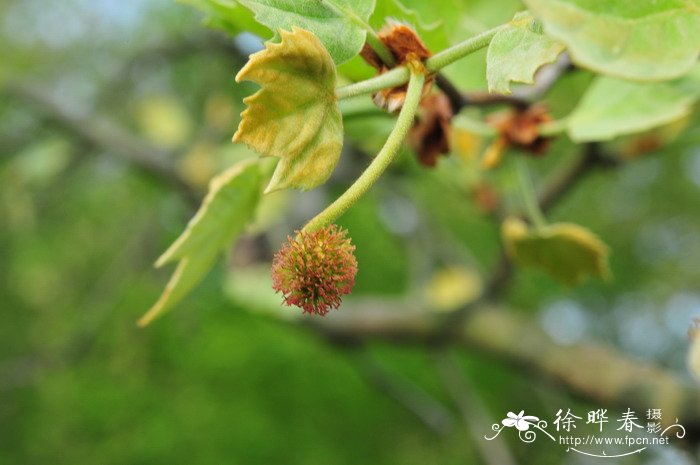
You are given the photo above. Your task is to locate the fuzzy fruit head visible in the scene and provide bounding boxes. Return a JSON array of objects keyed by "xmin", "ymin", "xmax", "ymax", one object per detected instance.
[{"xmin": 271, "ymin": 224, "xmax": 358, "ymax": 316}]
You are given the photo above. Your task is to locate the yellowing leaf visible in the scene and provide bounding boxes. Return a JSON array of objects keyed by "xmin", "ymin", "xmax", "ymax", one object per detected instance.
[
  {"xmin": 450, "ymin": 126, "xmax": 482, "ymax": 163},
  {"xmin": 139, "ymin": 159, "xmax": 262, "ymax": 326},
  {"xmin": 135, "ymin": 96, "xmax": 192, "ymax": 149},
  {"xmin": 179, "ymin": 142, "xmax": 219, "ymax": 188},
  {"xmin": 204, "ymin": 92, "xmax": 235, "ymax": 132},
  {"xmin": 486, "ymin": 12, "xmax": 565, "ymax": 94},
  {"xmin": 233, "ymin": 28, "xmax": 343, "ymax": 193},
  {"xmin": 502, "ymin": 217, "xmax": 610, "ymax": 286},
  {"xmin": 424, "ymin": 266, "xmax": 483, "ymax": 312}
]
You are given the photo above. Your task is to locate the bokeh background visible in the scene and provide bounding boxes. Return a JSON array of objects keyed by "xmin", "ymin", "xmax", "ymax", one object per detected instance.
[{"xmin": 2, "ymin": 0, "xmax": 700, "ymax": 464}]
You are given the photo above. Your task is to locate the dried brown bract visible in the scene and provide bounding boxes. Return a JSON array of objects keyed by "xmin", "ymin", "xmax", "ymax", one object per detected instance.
[
  {"xmin": 407, "ymin": 92, "xmax": 453, "ymax": 166},
  {"xmin": 488, "ymin": 104, "xmax": 553, "ymax": 154},
  {"xmin": 360, "ymin": 22, "xmax": 434, "ymax": 112},
  {"xmin": 482, "ymin": 104, "xmax": 554, "ymax": 169}
]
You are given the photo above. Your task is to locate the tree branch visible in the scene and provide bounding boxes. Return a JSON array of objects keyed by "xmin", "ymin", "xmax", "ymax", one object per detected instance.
[
  {"xmin": 539, "ymin": 142, "xmax": 618, "ymax": 214},
  {"xmin": 95, "ymin": 33, "xmax": 245, "ymax": 110},
  {"xmin": 513, "ymin": 52, "xmax": 572, "ymax": 102},
  {"xmin": 435, "ymin": 52, "xmax": 572, "ymax": 113},
  {"xmin": 351, "ymin": 349, "xmax": 455, "ymax": 434},
  {"xmin": 435, "ymin": 73, "xmax": 528, "ymax": 112},
  {"xmin": 4, "ymin": 82, "xmax": 200, "ymax": 206},
  {"xmin": 433, "ymin": 351, "xmax": 519, "ymax": 465},
  {"xmin": 305, "ymin": 302, "xmax": 700, "ymax": 443}
]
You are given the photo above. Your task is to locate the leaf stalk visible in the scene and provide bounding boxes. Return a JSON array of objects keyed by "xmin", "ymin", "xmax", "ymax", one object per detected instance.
[
  {"xmin": 303, "ymin": 70, "xmax": 426, "ymax": 232},
  {"xmin": 335, "ymin": 25, "xmax": 504, "ymax": 100},
  {"xmin": 516, "ymin": 158, "xmax": 548, "ymax": 230}
]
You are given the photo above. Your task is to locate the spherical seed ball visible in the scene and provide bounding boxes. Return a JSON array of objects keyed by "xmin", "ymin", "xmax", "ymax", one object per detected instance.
[{"xmin": 271, "ymin": 224, "xmax": 358, "ymax": 316}]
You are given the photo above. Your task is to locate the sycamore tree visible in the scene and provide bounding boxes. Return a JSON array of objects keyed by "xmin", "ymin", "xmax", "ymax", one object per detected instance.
[
  {"xmin": 140, "ymin": 0, "xmax": 700, "ymax": 404},
  {"xmin": 131, "ymin": 0, "xmax": 700, "ymax": 448},
  {"xmin": 143, "ymin": 2, "xmax": 696, "ymax": 349},
  {"xmin": 142, "ymin": 0, "xmax": 699, "ymax": 317}
]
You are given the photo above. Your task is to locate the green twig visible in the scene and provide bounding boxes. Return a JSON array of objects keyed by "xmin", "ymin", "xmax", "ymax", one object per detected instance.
[
  {"xmin": 424, "ymin": 25, "xmax": 504, "ymax": 71},
  {"xmin": 304, "ymin": 70, "xmax": 426, "ymax": 232},
  {"xmin": 516, "ymin": 158, "xmax": 547, "ymax": 230},
  {"xmin": 335, "ymin": 25, "xmax": 504, "ymax": 100},
  {"xmin": 336, "ymin": 67, "xmax": 410, "ymax": 100}
]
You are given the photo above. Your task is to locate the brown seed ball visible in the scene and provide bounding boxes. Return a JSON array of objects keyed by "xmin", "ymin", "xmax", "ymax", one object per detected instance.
[{"xmin": 271, "ymin": 225, "xmax": 358, "ymax": 316}]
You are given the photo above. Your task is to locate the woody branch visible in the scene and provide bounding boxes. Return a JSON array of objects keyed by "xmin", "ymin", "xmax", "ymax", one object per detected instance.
[{"xmin": 304, "ymin": 302, "xmax": 700, "ymax": 443}]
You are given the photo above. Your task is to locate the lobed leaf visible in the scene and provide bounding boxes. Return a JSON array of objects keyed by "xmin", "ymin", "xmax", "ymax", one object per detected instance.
[
  {"xmin": 502, "ymin": 217, "xmax": 610, "ymax": 286},
  {"xmin": 522, "ymin": 0, "xmax": 700, "ymax": 81},
  {"xmin": 237, "ymin": 0, "xmax": 376, "ymax": 65},
  {"xmin": 567, "ymin": 65, "xmax": 700, "ymax": 142},
  {"xmin": 139, "ymin": 159, "xmax": 262, "ymax": 326},
  {"xmin": 234, "ymin": 27, "xmax": 343, "ymax": 193},
  {"xmin": 486, "ymin": 12, "xmax": 565, "ymax": 94}
]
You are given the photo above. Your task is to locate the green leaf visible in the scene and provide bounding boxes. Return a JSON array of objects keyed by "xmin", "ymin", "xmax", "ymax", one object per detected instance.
[
  {"xmin": 371, "ymin": 0, "xmax": 450, "ymax": 50},
  {"xmin": 522, "ymin": 0, "xmax": 700, "ymax": 81},
  {"xmin": 180, "ymin": 0, "xmax": 271, "ymax": 38},
  {"xmin": 567, "ymin": 65, "xmax": 700, "ymax": 142},
  {"xmin": 486, "ymin": 12, "xmax": 565, "ymax": 94},
  {"xmin": 338, "ymin": 0, "xmax": 453, "ymax": 83},
  {"xmin": 234, "ymin": 27, "xmax": 343, "ymax": 193},
  {"xmin": 502, "ymin": 217, "xmax": 610, "ymax": 286},
  {"xmin": 139, "ymin": 159, "xmax": 262, "ymax": 326},
  {"xmin": 237, "ymin": 0, "xmax": 375, "ymax": 64}
]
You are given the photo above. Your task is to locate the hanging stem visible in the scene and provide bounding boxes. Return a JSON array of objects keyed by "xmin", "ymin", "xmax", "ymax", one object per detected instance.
[
  {"xmin": 516, "ymin": 158, "xmax": 547, "ymax": 230},
  {"xmin": 335, "ymin": 24, "xmax": 504, "ymax": 100},
  {"xmin": 303, "ymin": 70, "xmax": 426, "ymax": 233}
]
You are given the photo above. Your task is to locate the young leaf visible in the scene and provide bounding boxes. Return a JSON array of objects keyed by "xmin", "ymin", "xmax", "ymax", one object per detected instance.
[
  {"xmin": 502, "ymin": 217, "xmax": 610, "ymax": 286},
  {"xmin": 139, "ymin": 159, "xmax": 262, "ymax": 326},
  {"xmin": 486, "ymin": 12, "xmax": 565, "ymax": 94},
  {"xmin": 522, "ymin": 0, "xmax": 700, "ymax": 81},
  {"xmin": 237, "ymin": 0, "xmax": 375, "ymax": 64},
  {"xmin": 234, "ymin": 28, "xmax": 343, "ymax": 193},
  {"xmin": 567, "ymin": 65, "xmax": 700, "ymax": 142}
]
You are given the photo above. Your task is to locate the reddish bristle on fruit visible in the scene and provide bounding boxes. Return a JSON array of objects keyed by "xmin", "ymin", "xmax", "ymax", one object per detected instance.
[{"xmin": 271, "ymin": 224, "xmax": 358, "ymax": 316}]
